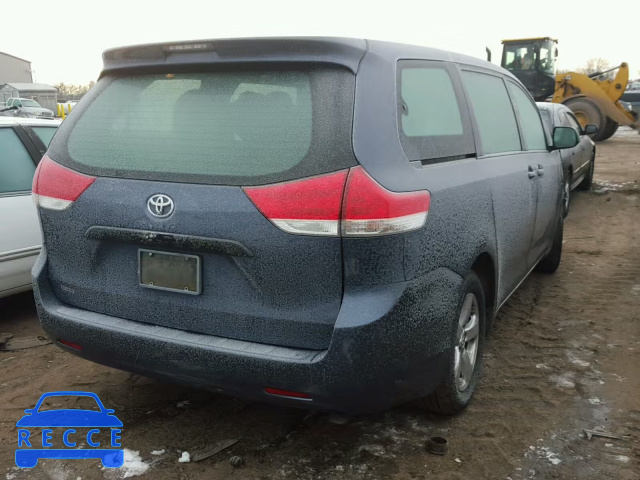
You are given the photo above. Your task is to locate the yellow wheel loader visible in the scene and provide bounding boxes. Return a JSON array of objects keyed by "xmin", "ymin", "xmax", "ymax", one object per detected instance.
[{"xmin": 495, "ymin": 37, "xmax": 637, "ymax": 141}]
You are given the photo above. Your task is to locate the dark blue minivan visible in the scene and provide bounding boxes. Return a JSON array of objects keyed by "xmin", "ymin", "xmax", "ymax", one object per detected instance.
[{"xmin": 32, "ymin": 38, "xmax": 579, "ymax": 414}]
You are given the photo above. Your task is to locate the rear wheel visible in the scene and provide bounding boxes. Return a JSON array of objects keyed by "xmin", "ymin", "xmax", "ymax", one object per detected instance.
[
  {"xmin": 564, "ymin": 98, "xmax": 605, "ymax": 140},
  {"xmin": 423, "ymin": 272, "xmax": 485, "ymax": 415},
  {"xmin": 577, "ymin": 155, "xmax": 595, "ymax": 190},
  {"xmin": 562, "ymin": 171, "xmax": 571, "ymax": 217},
  {"xmin": 536, "ymin": 216, "xmax": 563, "ymax": 274},
  {"xmin": 598, "ymin": 118, "xmax": 619, "ymax": 141}
]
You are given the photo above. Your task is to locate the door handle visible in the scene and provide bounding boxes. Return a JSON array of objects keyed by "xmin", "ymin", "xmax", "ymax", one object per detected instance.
[
  {"xmin": 537, "ymin": 164, "xmax": 544, "ymax": 176},
  {"xmin": 528, "ymin": 165, "xmax": 537, "ymax": 179}
]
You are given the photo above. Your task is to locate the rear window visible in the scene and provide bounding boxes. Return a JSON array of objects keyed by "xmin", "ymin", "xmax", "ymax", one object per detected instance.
[
  {"xmin": 397, "ymin": 61, "xmax": 475, "ymax": 162},
  {"xmin": 32, "ymin": 126, "xmax": 58, "ymax": 147},
  {"xmin": 53, "ymin": 66, "xmax": 356, "ymax": 185}
]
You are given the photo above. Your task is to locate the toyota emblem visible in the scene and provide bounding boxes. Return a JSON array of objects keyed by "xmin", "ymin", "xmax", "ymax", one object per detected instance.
[{"xmin": 147, "ymin": 194, "xmax": 174, "ymax": 218}]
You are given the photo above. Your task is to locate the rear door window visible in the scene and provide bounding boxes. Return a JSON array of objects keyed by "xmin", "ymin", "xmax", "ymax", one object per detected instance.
[
  {"xmin": 0, "ymin": 128, "xmax": 36, "ymax": 194},
  {"xmin": 539, "ymin": 109, "xmax": 553, "ymax": 133},
  {"xmin": 397, "ymin": 61, "xmax": 475, "ymax": 162},
  {"xmin": 31, "ymin": 126, "xmax": 58, "ymax": 147},
  {"xmin": 564, "ymin": 112, "xmax": 582, "ymax": 132},
  {"xmin": 56, "ymin": 67, "xmax": 356, "ymax": 186},
  {"xmin": 461, "ymin": 71, "xmax": 521, "ymax": 155},
  {"xmin": 507, "ymin": 82, "xmax": 547, "ymax": 150}
]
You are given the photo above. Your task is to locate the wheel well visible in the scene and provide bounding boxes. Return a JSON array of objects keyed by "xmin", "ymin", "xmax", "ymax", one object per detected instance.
[{"xmin": 471, "ymin": 253, "xmax": 496, "ymax": 320}]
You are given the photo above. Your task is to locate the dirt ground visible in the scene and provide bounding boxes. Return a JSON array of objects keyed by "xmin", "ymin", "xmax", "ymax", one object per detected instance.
[{"xmin": 1, "ymin": 129, "xmax": 639, "ymax": 480}]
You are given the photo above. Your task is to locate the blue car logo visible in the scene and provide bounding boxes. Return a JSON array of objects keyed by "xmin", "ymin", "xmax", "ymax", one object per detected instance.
[{"xmin": 15, "ymin": 391, "xmax": 123, "ymax": 468}]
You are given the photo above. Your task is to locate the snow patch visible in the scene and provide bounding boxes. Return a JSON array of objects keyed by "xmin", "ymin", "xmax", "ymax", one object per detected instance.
[
  {"xmin": 178, "ymin": 451, "xmax": 190, "ymax": 463},
  {"xmin": 527, "ymin": 446, "xmax": 562, "ymax": 465},
  {"xmin": 358, "ymin": 444, "xmax": 394, "ymax": 458},
  {"xmin": 566, "ymin": 351, "xmax": 590, "ymax": 367},
  {"xmin": 550, "ymin": 372, "xmax": 575, "ymax": 389},
  {"xmin": 151, "ymin": 449, "xmax": 165, "ymax": 456},
  {"xmin": 615, "ymin": 455, "xmax": 630, "ymax": 463},
  {"xmin": 588, "ymin": 397, "xmax": 604, "ymax": 405},
  {"xmin": 103, "ymin": 449, "xmax": 150, "ymax": 478}
]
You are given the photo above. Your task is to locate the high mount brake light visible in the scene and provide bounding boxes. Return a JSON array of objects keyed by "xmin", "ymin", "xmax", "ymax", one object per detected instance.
[
  {"xmin": 243, "ymin": 166, "xmax": 430, "ymax": 237},
  {"xmin": 32, "ymin": 155, "xmax": 96, "ymax": 211}
]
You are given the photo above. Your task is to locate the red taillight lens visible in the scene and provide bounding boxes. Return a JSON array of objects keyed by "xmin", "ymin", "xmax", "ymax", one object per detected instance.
[
  {"xmin": 264, "ymin": 387, "xmax": 312, "ymax": 400},
  {"xmin": 58, "ymin": 339, "xmax": 82, "ymax": 350},
  {"xmin": 243, "ymin": 170, "xmax": 349, "ymax": 236},
  {"xmin": 341, "ymin": 166, "xmax": 430, "ymax": 236},
  {"xmin": 32, "ymin": 155, "xmax": 96, "ymax": 211},
  {"xmin": 244, "ymin": 166, "xmax": 430, "ymax": 237}
]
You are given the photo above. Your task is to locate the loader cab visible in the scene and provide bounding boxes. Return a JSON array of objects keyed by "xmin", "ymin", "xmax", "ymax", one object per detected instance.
[{"xmin": 501, "ymin": 37, "xmax": 558, "ymax": 101}]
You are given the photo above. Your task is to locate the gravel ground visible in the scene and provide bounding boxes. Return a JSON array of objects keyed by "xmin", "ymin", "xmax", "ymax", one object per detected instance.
[{"xmin": 1, "ymin": 128, "xmax": 639, "ymax": 480}]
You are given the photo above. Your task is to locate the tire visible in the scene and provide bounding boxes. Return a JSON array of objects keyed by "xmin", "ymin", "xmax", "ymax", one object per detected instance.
[
  {"xmin": 562, "ymin": 171, "xmax": 571, "ymax": 217},
  {"xmin": 536, "ymin": 216, "xmax": 563, "ymax": 274},
  {"xmin": 577, "ymin": 154, "xmax": 595, "ymax": 190},
  {"xmin": 423, "ymin": 272, "xmax": 486, "ymax": 415},
  {"xmin": 598, "ymin": 118, "xmax": 619, "ymax": 141},
  {"xmin": 564, "ymin": 98, "xmax": 605, "ymax": 140}
]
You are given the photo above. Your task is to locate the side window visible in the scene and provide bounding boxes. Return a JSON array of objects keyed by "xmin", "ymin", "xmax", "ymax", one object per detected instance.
[
  {"xmin": 539, "ymin": 109, "xmax": 553, "ymax": 134},
  {"xmin": 461, "ymin": 71, "xmax": 521, "ymax": 154},
  {"xmin": 507, "ymin": 82, "xmax": 547, "ymax": 150},
  {"xmin": 397, "ymin": 61, "xmax": 475, "ymax": 162},
  {"xmin": 565, "ymin": 112, "xmax": 582, "ymax": 132},
  {"xmin": 32, "ymin": 126, "xmax": 58, "ymax": 147},
  {"xmin": 0, "ymin": 128, "xmax": 36, "ymax": 194},
  {"xmin": 14, "ymin": 99, "xmax": 22, "ymax": 107},
  {"xmin": 557, "ymin": 111, "xmax": 571, "ymax": 128}
]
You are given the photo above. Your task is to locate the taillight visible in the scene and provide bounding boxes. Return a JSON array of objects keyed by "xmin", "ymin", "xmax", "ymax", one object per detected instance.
[
  {"xmin": 243, "ymin": 166, "xmax": 430, "ymax": 237},
  {"xmin": 243, "ymin": 170, "xmax": 349, "ymax": 236},
  {"xmin": 32, "ymin": 155, "xmax": 96, "ymax": 211},
  {"xmin": 341, "ymin": 166, "xmax": 430, "ymax": 236},
  {"xmin": 264, "ymin": 387, "xmax": 312, "ymax": 400}
]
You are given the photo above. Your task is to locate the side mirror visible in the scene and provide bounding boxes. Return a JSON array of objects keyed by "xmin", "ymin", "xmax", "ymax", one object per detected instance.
[
  {"xmin": 552, "ymin": 126, "xmax": 579, "ymax": 149},
  {"xmin": 584, "ymin": 124, "xmax": 598, "ymax": 135}
]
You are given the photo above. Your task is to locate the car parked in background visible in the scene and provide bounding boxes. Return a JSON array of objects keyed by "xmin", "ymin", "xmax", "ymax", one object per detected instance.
[
  {"xmin": 2, "ymin": 98, "xmax": 55, "ymax": 119},
  {"xmin": 621, "ymin": 85, "xmax": 640, "ymax": 119},
  {"xmin": 33, "ymin": 38, "xmax": 579, "ymax": 415},
  {"xmin": 537, "ymin": 102, "xmax": 597, "ymax": 216},
  {"xmin": 0, "ymin": 117, "xmax": 60, "ymax": 298}
]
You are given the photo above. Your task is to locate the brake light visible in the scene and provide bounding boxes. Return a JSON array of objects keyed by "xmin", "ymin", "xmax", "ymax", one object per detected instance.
[
  {"xmin": 58, "ymin": 339, "xmax": 82, "ymax": 351},
  {"xmin": 32, "ymin": 155, "xmax": 96, "ymax": 211},
  {"xmin": 264, "ymin": 387, "xmax": 312, "ymax": 400},
  {"xmin": 341, "ymin": 166, "xmax": 430, "ymax": 236},
  {"xmin": 243, "ymin": 166, "xmax": 430, "ymax": 237},
  {"xmin": 243, "ymin": 170, "xmax": 349, "ymax": 236}
]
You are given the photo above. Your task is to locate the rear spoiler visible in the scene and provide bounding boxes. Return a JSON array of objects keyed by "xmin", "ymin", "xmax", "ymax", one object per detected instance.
[{"xmin": 101, "ymin": 37, "xmax": 367, "ymax": 77}]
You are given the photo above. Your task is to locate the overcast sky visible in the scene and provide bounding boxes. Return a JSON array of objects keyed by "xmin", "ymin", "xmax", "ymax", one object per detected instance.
[{"xmin": 2, "ymin": 0, "xmax": 638, "ymax": 85}]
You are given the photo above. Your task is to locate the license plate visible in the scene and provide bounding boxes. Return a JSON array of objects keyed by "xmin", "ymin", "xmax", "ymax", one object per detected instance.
[{"xmin": 139, "ymin": 249, "xmax": 201, "ymax": 295}]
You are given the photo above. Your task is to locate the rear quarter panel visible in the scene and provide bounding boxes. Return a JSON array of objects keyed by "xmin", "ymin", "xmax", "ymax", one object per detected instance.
[{"xmin": 350, "ymin": 48, "xmax": 498, "ymax": 291}]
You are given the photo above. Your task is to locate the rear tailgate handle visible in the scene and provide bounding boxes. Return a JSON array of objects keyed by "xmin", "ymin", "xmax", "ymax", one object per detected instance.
[
  {"xmin": 528, "ymin": 166, "xmax": 537, "ymax": 179},
  {"xmin": 85, "ymin": 226, "xmax": 253, "ymax": 257},
  {"xmin": 537, "ymin": 164, "xmax": 544, "ymax": 176}
]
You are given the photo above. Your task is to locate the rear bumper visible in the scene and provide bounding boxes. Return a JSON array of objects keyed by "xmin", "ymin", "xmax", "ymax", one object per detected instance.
[{"xmin": 33, "ymin": 250, "xmax": 462, "ymax": 414}]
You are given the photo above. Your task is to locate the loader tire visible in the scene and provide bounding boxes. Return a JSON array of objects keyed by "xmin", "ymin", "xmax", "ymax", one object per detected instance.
[
  {"xmin": 598, "ymin": 118, "xmax": 619, "ymax": 141},
  {"xmin": 564, "ymin": 98, "xmax": 605, "ymax": 140}
]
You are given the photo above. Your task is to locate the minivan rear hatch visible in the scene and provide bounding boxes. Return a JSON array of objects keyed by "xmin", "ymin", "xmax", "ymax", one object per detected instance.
[{"xmin": 39, "ymin": 61, "xmax": 357, "ymax": 350}]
